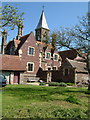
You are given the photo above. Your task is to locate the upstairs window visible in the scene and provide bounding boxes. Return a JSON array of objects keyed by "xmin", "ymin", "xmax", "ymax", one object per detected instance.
[
  {"xmin": 46, "ymin": 52, "xmax": 51, "ymax": 60},
  {"xmin": 53, "ymin": 54, "xmax": 58, "ymax": 61},
  {"xmin": 28, "ymin": 47, "xmax": 35, "ymax": 56},
  {"xmin": 27, "ymin": 62, "xmax": 34, "ymax": 72}
]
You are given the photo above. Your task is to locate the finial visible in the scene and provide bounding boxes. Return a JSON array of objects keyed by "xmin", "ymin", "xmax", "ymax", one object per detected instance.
[{"xmin": 42, "ymin": 5, "xmax": 45, "ymax": 11}]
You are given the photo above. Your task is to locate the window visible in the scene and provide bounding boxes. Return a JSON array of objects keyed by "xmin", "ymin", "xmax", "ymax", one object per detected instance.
[
  {"xmin": 46, "ymin": 52, "xmax": 51, "ymax": 59},
  {"xmin": 53, "ymin": 66, "xmax": 57, "ymax": 70},
  {"xmin": 37, "ymin": 31, "xmax": 40, "ymax": 41},
  {"xmin": 28, "ymin": 47, "xmax": 35, "ymax": 56},
  {"xmin": 63, "ymin": 69, "xmax": 69, "ymax": 76},
  {"xmin": 27, "ymin": 62, "xmax": 34, "ymax": 72},
  {"xmin": 10, "ymin": 46, "xmax": 15, "ymax": 55},
  {"xmin": 53, "ymin": 54, "xmax": 58, "ymax": 61}
]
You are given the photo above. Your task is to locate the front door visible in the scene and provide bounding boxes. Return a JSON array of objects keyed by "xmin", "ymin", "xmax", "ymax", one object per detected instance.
[{"xmin": 14, "ymin": 72, "xmax": 20, "ymax": 84}]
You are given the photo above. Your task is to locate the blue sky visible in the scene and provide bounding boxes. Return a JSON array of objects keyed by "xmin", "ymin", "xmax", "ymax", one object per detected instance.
[{"xmin": 1, "ymin": 2, "xmax": 88, "ymax": 44}]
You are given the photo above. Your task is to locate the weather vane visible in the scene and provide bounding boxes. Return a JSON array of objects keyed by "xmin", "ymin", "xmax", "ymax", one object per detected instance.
[{"xmin": 42, "ymin": 5, "xmax": 45, "ymax": 11}]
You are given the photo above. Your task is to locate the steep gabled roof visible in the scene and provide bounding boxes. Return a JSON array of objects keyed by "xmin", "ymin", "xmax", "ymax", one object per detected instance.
[
  {"xmin": 59, "ymin": 49, "xmax": 77, "ymax": 60},
  {"xmin": 15, "ymin": 33, "xmax": 31, "ymax": 52},
  {"xmin": 66, "ymin": 58, "xmax": 87, "ymax": 73},
  {"xmin": 36, "ymin": 10, "xmax": 49, "ymax": 30}
]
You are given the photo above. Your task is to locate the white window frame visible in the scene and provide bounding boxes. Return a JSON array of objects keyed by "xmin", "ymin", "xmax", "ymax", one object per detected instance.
[
  {"xmin": 45, "ymin": 52, "xmax": 51, "ymax": 60},
  {"xmin": 53, "ymin": 53, "xmax": 59, "ymax": 61},
  {"xmin": 28, "ymin": 46, "xmax": 35, "ymax": 56},
  {"xmin": 27, "ymin": 62, "xmax": 34, "ymax": 72},
  {"xmin": 53, "ymin": 66, "xmax": 57, "ymax": 70}
]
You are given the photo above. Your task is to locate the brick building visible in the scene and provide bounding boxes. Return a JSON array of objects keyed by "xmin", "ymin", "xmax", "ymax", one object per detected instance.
[
  {"xmin": 0, "ymin": 9, "xmax": 88, "ymax": 85},
  {"xmin": 1, "ymin": 9, "xmax": 61, "ymax": 84}
]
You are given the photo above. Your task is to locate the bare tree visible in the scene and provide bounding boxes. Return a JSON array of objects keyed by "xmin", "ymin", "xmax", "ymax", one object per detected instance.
[{"xmin": 52, "ymin": 14, "xmax": 90, "ymax": 90}]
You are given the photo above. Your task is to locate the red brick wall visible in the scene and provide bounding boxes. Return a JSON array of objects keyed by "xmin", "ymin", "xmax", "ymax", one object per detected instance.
[{"xmin": 20, "ymin": 32, "xmax": 40, "ymax": 76}]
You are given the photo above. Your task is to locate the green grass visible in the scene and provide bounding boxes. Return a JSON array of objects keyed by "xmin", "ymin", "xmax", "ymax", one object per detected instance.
[{"xmin": 2, "ymin": 85, "xmax": 89, "ymax": 118}]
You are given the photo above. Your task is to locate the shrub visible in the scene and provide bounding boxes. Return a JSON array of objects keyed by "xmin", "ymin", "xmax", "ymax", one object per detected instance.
[
  {"xmin": 59, "ymin": 82, "xmax": 67, "ymax": 87},
  {"xmin": 48, "ymin": 82, "xmax": 67, "ymax": 87},
  {"xmin": 85, "ymin": 90, "xmax": 90, "ymax": 94},
  {"xmin": 65, "ymin": 95, "xmax": 81, "ymax": 104},
  {"xmin": 39, "ymin": 82, "xmax": 46, "ymax": 86},
  {"xmin": 48, "ymin": 82, "xmax": 59, "ymax": 86},
  {"xmin": 66, "ymin": 83, "xmax": 75, "ymax": 86}
]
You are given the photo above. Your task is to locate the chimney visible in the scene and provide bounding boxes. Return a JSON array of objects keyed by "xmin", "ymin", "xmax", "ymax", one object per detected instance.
[
  {"xmin": 1, "ymin": 29, "xmax": 7, "ymax": 54},
  {"xmin": 16, "ymin": 24, "xmax": 24, "ymax": 40}
]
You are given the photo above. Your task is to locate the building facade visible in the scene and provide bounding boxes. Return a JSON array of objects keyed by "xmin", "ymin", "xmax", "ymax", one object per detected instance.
[
  {"xmin": 1, "ymin": 9, "xmax": 88, "ymax": 85},
  {"xmin": 1, "ymin": 9, "xmax": 61, "ymax": 84}
]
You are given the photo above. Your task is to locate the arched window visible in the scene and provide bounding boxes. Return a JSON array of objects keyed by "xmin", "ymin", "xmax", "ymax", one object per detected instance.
[{"xmin": 37, "ymin": 31, "xmax": 40, "ymax": 41}]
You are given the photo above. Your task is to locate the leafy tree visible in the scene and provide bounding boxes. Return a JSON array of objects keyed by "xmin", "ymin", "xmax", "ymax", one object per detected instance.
[
  {"xmin": 52, "ymin": 14, "xmax": 90, "ymax": 90},
  {"xmin": 0, "ymin": 4, "xmax": 24, "ymax": 30}
]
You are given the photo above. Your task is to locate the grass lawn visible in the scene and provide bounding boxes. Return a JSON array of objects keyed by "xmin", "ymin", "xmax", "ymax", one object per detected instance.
[{"xmin": 2, "ymin": 85, "xmax": 89, "ymax": 119}]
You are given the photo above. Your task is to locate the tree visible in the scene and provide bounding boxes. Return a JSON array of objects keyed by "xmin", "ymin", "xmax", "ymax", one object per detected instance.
[
  {"xmin": 0, "ymin": 4, "xmax": 24, "ymax": 30},
  {"xmin": 50, "ymin": 31, "xmax": 58, "ymax": 50},
  {"xmin": 52, "ymin": 14, "xmax": 90, "ymax": 90}
]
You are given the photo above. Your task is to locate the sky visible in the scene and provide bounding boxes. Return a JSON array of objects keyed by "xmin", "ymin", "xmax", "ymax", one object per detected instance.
[{"xmin": 0, "ymin": 1, "xmax": 88, "ymax": 44}]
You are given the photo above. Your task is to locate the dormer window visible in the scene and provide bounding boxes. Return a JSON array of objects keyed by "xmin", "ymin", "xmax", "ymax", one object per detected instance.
[
  {"xmin": 53, "ymin": 54, "xmax": 58, "ymax": 61},
  {"xmin": 28, "ymin": 46, "xmax": 35, "ymax": 56},
  {"xmin": 46, "ymin": 52, "xmax": 51, "ymax": 60}
]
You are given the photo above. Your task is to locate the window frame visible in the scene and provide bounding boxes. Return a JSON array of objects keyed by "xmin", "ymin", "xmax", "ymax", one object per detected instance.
[
  {"xmin": 45, "ymin": 52, "xmax": 51, "ymax": 60},
  {"xmin": 53, "ymin": 66, "xmax": 57, "ymax": 70},
  {"xmin": 28, "ymin": 46, "xmax": 35, "ymax": 56},
  {"xmin": 53, "ymin": 53, "xmax": 59, "ymax": 61},
  {"xmin": 27, "ymin": 62, "xmax": 34, "ymax": 72}
]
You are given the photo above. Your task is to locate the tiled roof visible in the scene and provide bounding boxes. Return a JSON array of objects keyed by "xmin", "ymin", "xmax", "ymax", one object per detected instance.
[
  {"xmin": 67, "ymin": 58, "xmax": 88, "ymax": 73},
  {"xmin": 59, "ymin": 49, "xmax": 77, "ymax": 60},
  {"xmin": 0, "ymin": 55, "xmax": 26, "ymax": 71}
]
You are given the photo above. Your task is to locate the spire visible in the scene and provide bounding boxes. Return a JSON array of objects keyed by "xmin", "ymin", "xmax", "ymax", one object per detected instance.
[{"xmin": 36, "ymin": 9, "xmax": 49, "ymax": 30}]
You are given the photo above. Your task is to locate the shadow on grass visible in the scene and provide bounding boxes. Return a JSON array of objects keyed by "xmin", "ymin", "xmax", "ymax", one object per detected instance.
[{"xmin": 2, "ymin": 85, "xmax": 88, "ymax": 102}]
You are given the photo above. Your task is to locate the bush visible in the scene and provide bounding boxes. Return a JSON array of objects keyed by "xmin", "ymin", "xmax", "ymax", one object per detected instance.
[
  {"xmin": 48, "ymin": 82, "xmax": 67, "ymax": 87},
  {"xmin": 85, "ymin": 90, "xmax": 90, "ymax": 94},
  {"xmin": 59, "ymin": 82, "xmax": 67, "ymax": 87},
  {"xmin": 65, "ymin": 95, "xmax": 81, "ymax": 105},
  {"xmin": 66, "ymin": 83, "xmax": 75, "ymax": 86},
  {"xmin": 39, "ymin": 82, "xmax": 46, "ymax": 86}
]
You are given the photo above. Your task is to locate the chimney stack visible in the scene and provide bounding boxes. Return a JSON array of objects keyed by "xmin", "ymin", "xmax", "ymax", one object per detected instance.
[
  {"xmin": 16, "ymin": 24, "xmax": 24, "ymax": 40},
  {"xmin": 1, "ymin": 29, "xmax": 7, "ymax": 54}
]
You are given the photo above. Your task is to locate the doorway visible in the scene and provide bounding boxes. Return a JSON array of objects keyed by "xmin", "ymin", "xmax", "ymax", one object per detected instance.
[{"xmin": 14, "ymin": 72, "xmax": 20, "ymax": 84}]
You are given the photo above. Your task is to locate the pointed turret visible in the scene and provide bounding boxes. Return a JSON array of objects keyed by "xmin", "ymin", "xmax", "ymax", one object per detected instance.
[
  {"xmin": 36, "ymin": 10, "xmax": 49, "ymax": 30},
  {"xmin": 35, "ymin": 9, "xmax": 50, "ymax": 42}
]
